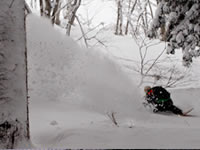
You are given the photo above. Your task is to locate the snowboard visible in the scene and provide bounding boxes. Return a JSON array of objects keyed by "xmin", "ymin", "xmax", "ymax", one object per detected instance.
[
  {"xmin": 142, "ymin": 102, "xmax": 194, "ymax": 117},
  {"xmin": 181, "ymin": 108, "xmax": 194, "ymax": 116}
]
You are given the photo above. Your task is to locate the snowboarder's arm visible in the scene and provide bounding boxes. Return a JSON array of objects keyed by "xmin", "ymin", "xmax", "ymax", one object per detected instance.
[{"xmin": 145, "ymin": 95, "xmax": 155, "ymax": 104}]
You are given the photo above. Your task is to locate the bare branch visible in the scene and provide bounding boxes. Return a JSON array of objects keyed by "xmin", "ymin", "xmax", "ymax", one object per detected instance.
[
  {"xmin": 9, "ymin": 0, "xmax": 15, "ymax": 8},
  {"xmin": 106, "ymin": 112, "xmax": 119, "ymax": 127},
  {"xmin": 75, "ymin": 15, "xmax": 89, "ymax": 47},
  {"xmin": 25, "ymin": 1, "xmax": 32, "ymax": 14}
]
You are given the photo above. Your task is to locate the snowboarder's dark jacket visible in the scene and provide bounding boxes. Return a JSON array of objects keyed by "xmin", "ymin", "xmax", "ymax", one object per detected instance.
[{"xmin": 145, "ymin": 86, "xmax": 171, "ymax": 105}]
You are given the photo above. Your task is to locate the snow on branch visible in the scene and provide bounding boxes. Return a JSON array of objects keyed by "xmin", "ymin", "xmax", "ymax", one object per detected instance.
[{"xmin": 148, "ymin": 0, "xmax": 200, "ymax": 66}]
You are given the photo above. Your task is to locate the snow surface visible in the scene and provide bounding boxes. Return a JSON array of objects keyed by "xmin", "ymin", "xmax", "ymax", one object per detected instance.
[{"xmin": 27, "ymin": 14, "xmax": 200, "ymax": 149}]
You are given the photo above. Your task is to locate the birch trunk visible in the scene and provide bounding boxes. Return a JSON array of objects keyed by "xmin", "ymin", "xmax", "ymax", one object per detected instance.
[{"xmin": 0, "ymin": 0, "xmax": 29, "ymax": 148}]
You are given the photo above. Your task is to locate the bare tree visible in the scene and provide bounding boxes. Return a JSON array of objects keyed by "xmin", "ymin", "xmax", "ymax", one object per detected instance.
[
  {"xmin": 44, "ymin": 0, "xmax": 51, "ymax": 17},
  {"xmin": 115, "ymin": 0, "xmax": 155, "ymax": 36},
  {"xmin": 128, "ymin": 38, "xmax": 190, "ymax": 88},
  {"xmin": 115, "ymin": 0, "xmax": 123, "ymax": 35},
  {"xmin": 38, "ymin": 0, "xmax": 82, "ymax": 35},
  {"xmin": 75, "ymin": 17, "xmax": 107, "ymax": 48},
  {"xmin": 39, "ymin": 0, "xmax": 43, "ymax": 16},
  {"xmin": 53, "ymin": 0, "xmax": 62, "ymax": 25},
  {"xmin": 65, "ymin": 0, "xmax": 82, "ymax": 35},
  {"xmin": 39, "ymin": 0, "xmax": 61, "ymax": 25},
  {"xmin": 125, "ymin": 0, "xmax": 137, "ymax": 35},
  {"xmin": 0, "ymin": 0, "xmax": 30, "ymax": 148},
  {"xmin": 124, "ymin": 0, "xmax": 156, "ymax": 36}
]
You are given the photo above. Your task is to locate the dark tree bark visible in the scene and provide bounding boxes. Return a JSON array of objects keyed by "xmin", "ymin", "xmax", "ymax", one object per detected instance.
[{"xmin": 115, "ymin": 0, "xmax": 123, "ymax": 35}]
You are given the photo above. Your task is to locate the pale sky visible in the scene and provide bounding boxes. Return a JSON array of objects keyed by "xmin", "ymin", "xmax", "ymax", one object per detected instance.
[{"xmin": 77, "ymin": 0, "xmax": 116, "ymax": 26}]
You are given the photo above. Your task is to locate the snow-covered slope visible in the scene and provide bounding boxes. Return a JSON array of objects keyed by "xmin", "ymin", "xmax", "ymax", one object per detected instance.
[
  {"xmin": 27, "ymin": 14, "xmax": 141, "ymax": 116},
  {"xmin": 27, "ymin": 15, "xmax": 200, "ymax": 149}
]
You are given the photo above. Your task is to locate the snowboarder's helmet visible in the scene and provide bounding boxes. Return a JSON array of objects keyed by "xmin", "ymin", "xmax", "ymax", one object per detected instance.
[{"xmin": 144, "ymin": 86, "xmax": 151, "ymax": 93}]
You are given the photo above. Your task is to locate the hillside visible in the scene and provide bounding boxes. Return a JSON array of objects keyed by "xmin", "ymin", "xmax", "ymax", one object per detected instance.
[{"xmin": 27, "ymin": 14, "xmax": 200, "ymax": 149}]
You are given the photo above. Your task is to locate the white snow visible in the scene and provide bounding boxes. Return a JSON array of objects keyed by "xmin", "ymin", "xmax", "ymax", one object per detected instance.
[{"xmin": 27, "ymin": 14, "xmax": 200, "ymax": 149}]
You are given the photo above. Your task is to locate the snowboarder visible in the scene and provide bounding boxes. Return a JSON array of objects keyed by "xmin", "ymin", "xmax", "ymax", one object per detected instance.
[{"xmin": 144, "ymin": 86, "xmax": 184, "ymax": 115}]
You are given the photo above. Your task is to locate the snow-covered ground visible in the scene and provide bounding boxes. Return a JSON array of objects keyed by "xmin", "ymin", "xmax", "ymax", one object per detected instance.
[{"xmin": 27, "ymin": 14, "xmax": 200, "ymax": 149}]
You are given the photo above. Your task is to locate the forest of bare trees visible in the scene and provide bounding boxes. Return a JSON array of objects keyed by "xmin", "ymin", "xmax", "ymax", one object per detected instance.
[
  {"xmin": 115, "ymin": 0, "xmax": 155, "ymax": 37},
  {"xmin": 36, "ymin": 0, "xmax": 82, "ymax": 35}
]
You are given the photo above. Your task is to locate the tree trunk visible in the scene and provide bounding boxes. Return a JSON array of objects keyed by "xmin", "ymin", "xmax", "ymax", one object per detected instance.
[
  {"xmin": 115, "ymin": 1, "xmax": 120, "ymax": 35},
  {"xmin": 44, "ymin": 0, "xmax": 51, "ymax": 17},
  {"xmin": 40, "ymin": 0, "xmax": 51, "ymax": 18},
  {"xmin": 39, "ymin": 0, "xmax": 44, "ymax": 16},
  {"xmin": 125, "ymin": 0, "xmax": 137, "ymax": 35},
  {"xmin": 54, "ymin": 0, "xmax": 61, "ymax": 25},
  {"xmin": 0, "ymin": 0, "xmax": 29, "ymax": 148},
  {"xmin": 66, "ymin": 0, "xmax": 81, "ymax": 36},
  {"xmin": 115, "ymin": 0, "xmax": 123, "ymax": 35},
  {"xmin": 52, "ymin": 0, "xmax": 60, "ymax": 25},
  {"xmin": 160, "ymin": 23, "xmax": 166, "ymax": 41}
]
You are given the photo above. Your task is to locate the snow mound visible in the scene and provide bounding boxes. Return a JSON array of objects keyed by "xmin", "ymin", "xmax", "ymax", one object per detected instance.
[{"xmin": 27, "ymin": 14, "xmax": 142, "ymax": 119}]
